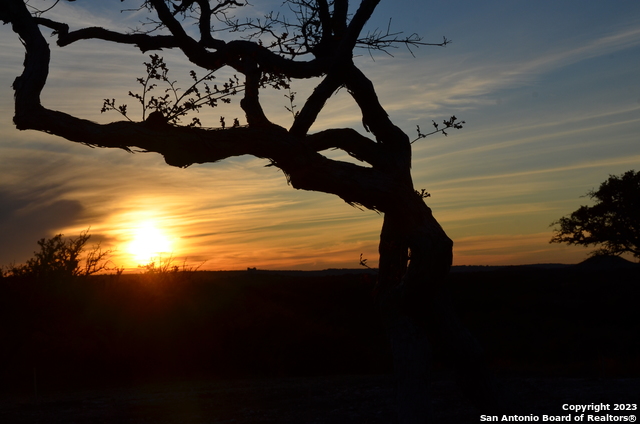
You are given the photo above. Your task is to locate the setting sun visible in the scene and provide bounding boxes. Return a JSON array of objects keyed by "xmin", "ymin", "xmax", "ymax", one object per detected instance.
[{"xmin": 128, "ymin": 222, "xmax": 172, "ymax": 264}]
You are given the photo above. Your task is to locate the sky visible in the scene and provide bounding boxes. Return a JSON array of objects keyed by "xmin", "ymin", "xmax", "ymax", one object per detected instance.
[{"xmin": 1, "ymin": 0, "xmax": 639, "ymax": 271}]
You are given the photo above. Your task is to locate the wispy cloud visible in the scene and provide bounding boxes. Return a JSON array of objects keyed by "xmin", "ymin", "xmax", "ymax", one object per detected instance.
[
  {"xmin": 366, "ymin": 22, "xmax": 640, "ymax": 116},
  {"xmin": 452, "ymin": 232, "xmax": 572, "ymax": 265}
]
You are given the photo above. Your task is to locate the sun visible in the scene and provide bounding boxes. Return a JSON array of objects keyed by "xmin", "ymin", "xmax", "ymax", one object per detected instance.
[{"xmin": 128, "ymin": 222, "xmax": 172, "ymax": 263}]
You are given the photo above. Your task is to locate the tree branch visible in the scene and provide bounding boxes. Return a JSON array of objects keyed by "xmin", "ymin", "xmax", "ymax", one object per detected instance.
[
  {"xmin": 3, "ymin": 0, "xmax": 407, "ymax": 213},
  {"xmin": 289, "ymin": 71, "xmax": 344, "ymax": 136},
  {"xmin": 332, "ymin": 0, "xmax": 348, "ymax": 36},
  {"xmin": 34, "ymin": 17, "xmax": 183, "ymax": 52},
  {"xmin": 304, "ymin": 128, "xmax": 385, "ymax": 167},
  {"xmin": 148, "ymin": 0, "xmax": 215, "ymax": 67},
  {"xmin": 344, "ymin": 64, "xmax": 411, "ymax": 177},
  {"xmin": 339, "ymin": 0, "xmax": 381, "ymax": 55},
  {"xmin": 315, "ymin": 0, "xmax": 332, "ymax": 42},
  {"xmin": 239, "ymin": 58, "xmax": 271, "ymax": 126},
  {"xmin": 147, "ymin": 0, "xmax": 324, "ymax": 78},
  {"xmin": 23, "ymin": 106, "xmax": 400, "ymax": 211},
  {"xmin": 173, "ymin": 0, "xmax": 216, "ymax": 45},
  {"xmin": 33, "ymin": 3, "xmax": 327, "ymax": 79}
]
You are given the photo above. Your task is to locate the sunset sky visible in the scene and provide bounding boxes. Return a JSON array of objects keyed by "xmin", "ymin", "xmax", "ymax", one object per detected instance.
[{"xmin": 1, "ymin": 0, "xmax": 639, "ymax": 271}]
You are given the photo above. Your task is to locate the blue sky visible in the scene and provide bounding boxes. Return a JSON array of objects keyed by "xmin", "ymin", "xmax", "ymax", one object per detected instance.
[{"xmin": 1, "ymin": 0, "xmax": 639, "ymax": 270}]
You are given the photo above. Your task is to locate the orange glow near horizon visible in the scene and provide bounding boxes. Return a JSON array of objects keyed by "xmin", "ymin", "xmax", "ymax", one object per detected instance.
[{"xmin": 127, "ymin": 221, "xmax": 173, "ymax": 265}]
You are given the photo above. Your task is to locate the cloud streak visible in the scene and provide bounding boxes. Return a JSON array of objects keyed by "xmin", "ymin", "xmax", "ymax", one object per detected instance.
[{"xmin": 370, "ymin": 22, "xmax": 640, "ymax": 117}]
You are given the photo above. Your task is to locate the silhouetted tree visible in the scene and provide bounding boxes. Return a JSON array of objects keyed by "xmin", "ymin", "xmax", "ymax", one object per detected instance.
[
  {"xmin": 1, "ymin": 1, "xmax": 503, "ymax": 420},
  {"xmin": 3, "ymin": 229, "xmax": 114, "ymax": 280},
  {"xmin": 551, "ymin": 170, "xmax": 640, "ymax": 260}
]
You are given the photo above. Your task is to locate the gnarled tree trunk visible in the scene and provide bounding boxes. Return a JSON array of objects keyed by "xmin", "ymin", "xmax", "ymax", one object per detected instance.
[{"xmin": 377, "ymin": 197, "xmax": 518, "ymax": 421}]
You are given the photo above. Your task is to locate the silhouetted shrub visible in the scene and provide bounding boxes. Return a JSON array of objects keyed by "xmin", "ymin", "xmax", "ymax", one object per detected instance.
[{"xmin": 2, "ymin": 229, "xmax": 116, "ymax": 281}]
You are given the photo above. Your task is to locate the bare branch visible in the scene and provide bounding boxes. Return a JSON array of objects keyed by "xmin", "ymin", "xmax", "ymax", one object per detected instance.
[
  {"xmin": 358, "ymin": 20, "xmax": 451, "ymax": 57},
  {"xmin": 338, "ymin": 0, "xmax": 381, "ymax": 58},
  {"xmin": 26, "ymin": 0, "xmax": 61, "ymax": 17},
  {"xmin": 289, "ymin": 71, "xmax": 344, "ymax": 136},
  {"xmin": 171, "ymin": 0, "xmax": 246, "ymax": 45},
  {"xmin": 315, "ymin": 0, "xmax": 332, "ymax": 41},
  {"xmin": 344, "ymin": 65, "xmax": 407, "ymax": 146},
  {"xmin": 23, "ymin": 106, "xmax": 399, "ymax": 210},
  {"xmin": 32, "ymin": 8, "xmax": 327, "ymax": 80},
  {"xmin": 148, "ymin": 0, "xmax": 214, "ymax": 67},
  {"xmin": 332, "ymin": 0, "xmax": 348, "ymax": 36},
  {"xmin": 53, "ymin": 23, "xmax": 181, "ymax": 52},
  {"xmin": 304, "ymin": 128, "xmax": 385, "ymax": 167},
  {"xmin": 172, "ymin": 0, "xmax": 214, "ymax": 44},
  {"xmin": 239, "ymin": 58, "xmax": 271, "ymax": 126}
]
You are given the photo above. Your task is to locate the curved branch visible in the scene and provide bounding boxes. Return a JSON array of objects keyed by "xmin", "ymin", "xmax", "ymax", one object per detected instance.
[
  {"xmin": 148, "ymin": 0, "xmax": 327, "ymax": 78},
  {"xmin": 32, "ymin": 4, "xmax": 327, "ymax": 79},
  {"xmin": 174, "ymin": 0, "xmax": 216, "ymax": 45},
  {"xmin": 4, "ymin": 0, "xmax": 405, "ymax": 213},
  {"xmin": 289, "ymin": 71, "xmax": 344, "ymax": 136},
  {"xmin": 304, "ymin": 128, "xmax": 385, "ymax": 167},
  {"xmin": 344, "ymin": 64, "xmax": 411, "ymax": 179},
  {"xmin": 148, "ymin": 0, "xmax": 211, "ymax": 65},
  {"xmin": 239, "ymin": 58, "xmax": 271, "ymax": 126},
  {"xmin": 34, "ymin": 17, "xmax": 183, "ymax": 52},
  {"xmin": 21, "ymin": 106, "xmax": 401, "ymax": 211}
]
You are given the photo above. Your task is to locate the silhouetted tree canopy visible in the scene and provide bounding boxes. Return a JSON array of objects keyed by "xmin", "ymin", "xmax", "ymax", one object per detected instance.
[
  {"xmin": 0, "ymin": 1, "xmax": 508, "ymax": 420},
  {"xmin": 2, "ymin": 229, "xmax": 115, "ymax": 279},
  {"xmin": 550, "ymin": 170, "xmax": 640, "ymax": 260}
]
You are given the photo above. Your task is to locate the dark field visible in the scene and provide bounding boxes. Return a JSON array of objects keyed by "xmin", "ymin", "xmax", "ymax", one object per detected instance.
[{"xmin": 1, "ymin": 266, "xmax": 638, "ymax": 422}]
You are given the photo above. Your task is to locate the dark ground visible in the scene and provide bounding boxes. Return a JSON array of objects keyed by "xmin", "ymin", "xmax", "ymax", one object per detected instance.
[
  {"xmin": 1, "ymin": 374, "xmax": 639, "ymax": 423},
  {"xmin": 1, "ymin": 265, "xmax": 638, "ymax": 422}
]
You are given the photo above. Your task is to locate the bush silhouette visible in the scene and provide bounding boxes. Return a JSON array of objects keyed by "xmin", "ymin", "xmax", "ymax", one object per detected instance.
[{"xmin": 3, "ymin": 229, "xmax": 115, "ymax": 280}]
